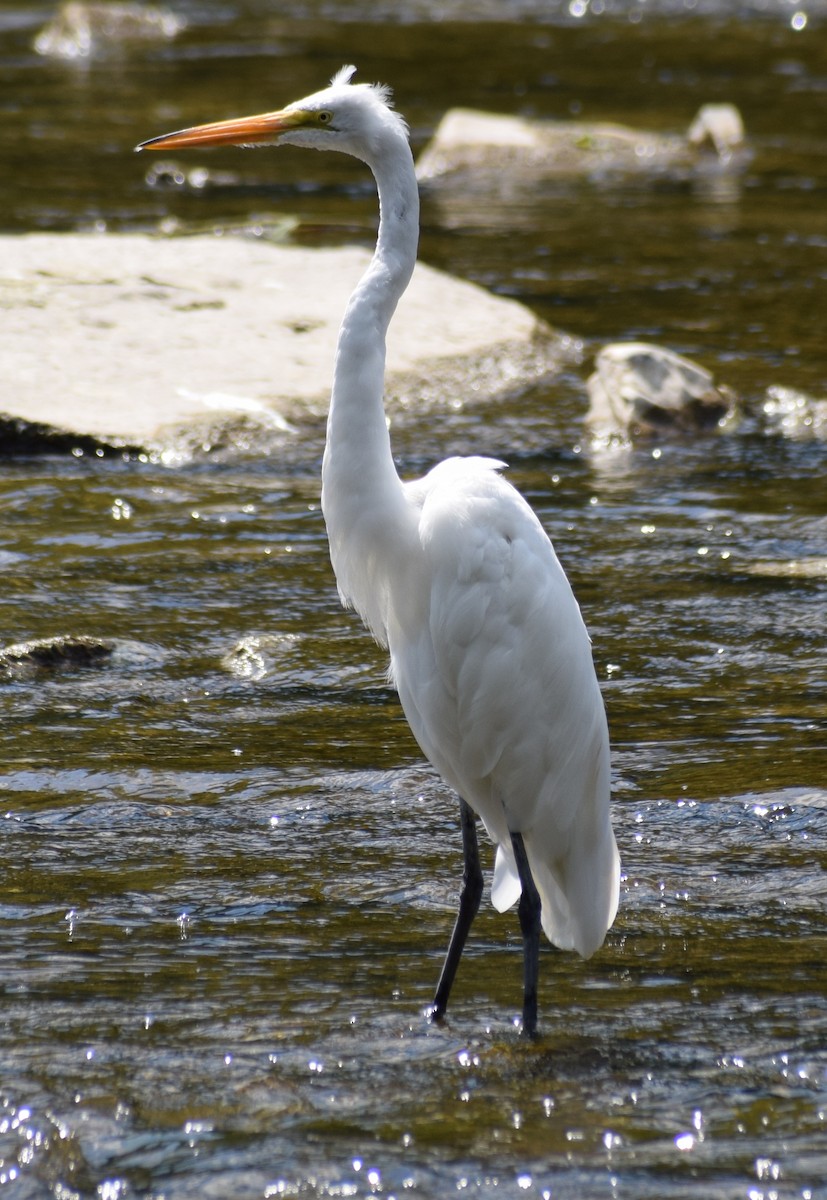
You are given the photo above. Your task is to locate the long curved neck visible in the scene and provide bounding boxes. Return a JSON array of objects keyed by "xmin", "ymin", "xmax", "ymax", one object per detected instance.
[
  {"xmin": 320, "ymin": 127, "xmax": 420, "ymax": 642},
  {"xmin": 325, "ymin": 133, "xmax": 419, "ymax": 489}
]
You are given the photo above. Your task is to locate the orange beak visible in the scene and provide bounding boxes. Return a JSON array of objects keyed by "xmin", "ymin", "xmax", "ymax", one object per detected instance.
[{"xmin": 135, "ymin": 106, "xmax": 309, "ymax": 153}]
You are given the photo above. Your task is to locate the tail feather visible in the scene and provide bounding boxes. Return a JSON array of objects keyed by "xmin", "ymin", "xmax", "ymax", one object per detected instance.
[
  {"xmin": 491, "ymin": 833, "xmax": 619, "ymax": 959},
  {"xmin": 491, "ymin": 843, "xmax": 521, "ymax": 912}
]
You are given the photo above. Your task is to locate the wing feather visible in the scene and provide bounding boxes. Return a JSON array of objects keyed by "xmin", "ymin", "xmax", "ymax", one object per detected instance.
[{"xmin": 390, "ymin": 457, "xmax": 618, "ymax": 957}]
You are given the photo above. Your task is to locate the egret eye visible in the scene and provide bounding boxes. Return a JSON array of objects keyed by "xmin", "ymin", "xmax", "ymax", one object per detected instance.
[{"xmin": 317, "ymin": 110, "xmax": 333, "ymax": 125}]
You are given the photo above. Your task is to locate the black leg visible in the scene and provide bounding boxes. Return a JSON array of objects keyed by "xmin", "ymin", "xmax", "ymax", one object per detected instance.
[
  {"xmin": 430, "ymin": 797, "xmax": 483, "ymax": 1021},
  {"xmin": 510, "ymin": 830, "xmax": 542, "ymax": 1038}
]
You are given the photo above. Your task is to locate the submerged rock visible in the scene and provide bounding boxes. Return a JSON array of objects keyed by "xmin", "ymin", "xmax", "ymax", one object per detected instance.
[
  {"xmin": 222, "ymin": 634, "xmax": 300, "ymax": 683},
  {"xmin": 34, "ymin": 1, "xmax": 184, "ymax": 60},
  {"xmin": 416, "ymin": 103, "xmax": 746, "ymax": 192},
  {"xmin": 0, "ymin": 636, "xmax": 115, "ymax": 676},
  {"xmin": 0, "ymin": 636, "xmax": 166, "ymax": 677},
  {"xmin": 221, "ymin": 632, "xmax": 372, "ymax": 689},
  {"xmin": 586, "ymin": 342, "xmax": 739, "ymax": 440},
  {"xmin": 0, "ymin": 232, "xmax": 569, "ymax": 460}
]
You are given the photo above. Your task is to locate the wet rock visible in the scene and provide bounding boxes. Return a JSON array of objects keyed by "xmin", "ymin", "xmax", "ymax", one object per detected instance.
[
  {"xmin": 743, "ymin": 558, "xmax": 827, "ymax": 580},
  {"xmin": 0, "ymin": 636, "xmax": 115, "ymax": 677},
  {"xmin": 586, "ymin": 342, "xmax": 739, "ymax": 440},
  {"xmin": 0, "ymin": 232, "xmax": 569, "ymax": 460},
  {"xmin": 0, "ymin": 416, "xmax": 140, "ymax": 459},
  {"xmin": 34, "ymin": 1, "xmax": 184, "ymax": 60},
  {"xmin": 687, "ymin": 104, "xmax": 745, "ymax": 162},
  {"xmin": 416, "ymin": 103, "xmax": 746, "ymax": 192}
]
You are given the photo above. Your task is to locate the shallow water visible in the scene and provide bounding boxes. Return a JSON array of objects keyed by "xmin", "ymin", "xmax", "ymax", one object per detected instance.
[{"xmin": 1, "ymin": 2, "xmax": 826, "ymax": 1198}]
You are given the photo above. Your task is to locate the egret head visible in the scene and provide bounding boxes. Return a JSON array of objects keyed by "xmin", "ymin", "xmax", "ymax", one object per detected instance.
[{"xmin": 135, "ymin": 65, "xmax": 408, "ymax": 166}]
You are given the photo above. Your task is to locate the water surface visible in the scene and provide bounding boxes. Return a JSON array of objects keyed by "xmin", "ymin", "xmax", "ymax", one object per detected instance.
[{"xmin": 1, "ymin": 2, "xmax": 826, "ymax": 1198}]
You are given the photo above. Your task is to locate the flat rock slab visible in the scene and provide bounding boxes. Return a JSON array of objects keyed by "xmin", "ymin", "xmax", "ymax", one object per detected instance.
[{"xmin": 0, "ymin": 232, "xmax": 566, "ymax": 458}]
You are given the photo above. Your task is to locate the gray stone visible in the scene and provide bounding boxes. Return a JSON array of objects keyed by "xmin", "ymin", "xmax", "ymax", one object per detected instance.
[
  {"xmin": 586, "ymin": 342, "xmax": 739, "ymax": 440},
  {"xmin": 34, "ymin": 1, "xmax": 184, "ymax": 60}
]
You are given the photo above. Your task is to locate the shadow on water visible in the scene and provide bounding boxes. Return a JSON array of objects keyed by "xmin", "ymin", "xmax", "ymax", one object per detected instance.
[{"xmin": 1, "ymin": 1, "xmax": 826, "ymax": 1197}]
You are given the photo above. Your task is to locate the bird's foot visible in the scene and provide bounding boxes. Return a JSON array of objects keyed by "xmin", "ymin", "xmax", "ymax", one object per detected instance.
[
  {"xmin": 425, "ymin": 1000, "xmax": 447, "ymax": 1025},
  {"xmin": 521, "ymin": 995, "xmax": 538, "ymax": 1039},
  {"xmin": 519, "ymin": 1017, "xmax": 539, "ymax": 1040}
]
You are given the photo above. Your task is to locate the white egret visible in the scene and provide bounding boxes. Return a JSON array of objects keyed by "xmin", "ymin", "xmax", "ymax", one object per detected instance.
[{"xmin": 137, "ymin": 67, "xmax": 620, "ymax": 1036}]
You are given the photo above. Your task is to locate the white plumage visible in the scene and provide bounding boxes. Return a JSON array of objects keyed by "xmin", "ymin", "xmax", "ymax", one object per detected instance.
[
  {"xmin": 137, "ymin": 66, "xmax": 620, "ymax": 1035},
  {"xmin": 396, "ymin": 458, "xmax": 619, "ymax": 959}
]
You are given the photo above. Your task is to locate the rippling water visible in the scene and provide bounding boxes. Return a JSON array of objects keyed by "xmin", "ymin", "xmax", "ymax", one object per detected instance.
[{"xmin": 2, "ymin": 1, "xmax": 826, "ymax": 1197}]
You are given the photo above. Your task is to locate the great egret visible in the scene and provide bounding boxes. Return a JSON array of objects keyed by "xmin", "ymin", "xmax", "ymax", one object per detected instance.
[{"xmin": 137, "ymin": 67, "xmax": 620, "ymax": 1036}]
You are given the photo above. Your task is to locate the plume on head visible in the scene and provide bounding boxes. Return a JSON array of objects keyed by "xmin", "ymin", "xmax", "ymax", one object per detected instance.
[{"xmin": 326, "ymin": 64, "xmax": 405, "ymax": 134}]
